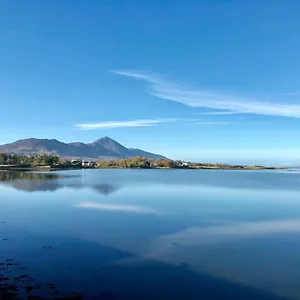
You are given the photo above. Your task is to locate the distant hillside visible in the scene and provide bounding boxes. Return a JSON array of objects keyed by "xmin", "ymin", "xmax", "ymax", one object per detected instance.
[{"xmin": 0, "ymin": 137, "xmax": 166, "ymax": 160}]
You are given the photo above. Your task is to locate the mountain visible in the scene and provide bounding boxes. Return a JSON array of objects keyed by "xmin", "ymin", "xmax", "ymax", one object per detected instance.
[
  {"xmin": 128, "ymin": 148, "xmax": 166, "ymax": 160},
  {"xmin": 89, "ymin": 137, "xmax": 130, "ymax": 157},
  {"xmin": 0, "ymin": 137, "xmax": 166, "ymax": 160}
]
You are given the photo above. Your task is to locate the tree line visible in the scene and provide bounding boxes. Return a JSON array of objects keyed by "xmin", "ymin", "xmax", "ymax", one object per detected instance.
[
  {"xmin": 0, "ymin": 153, "xmax": 268, "ymax": 170},
  {"xmin": 97, "ymin": 157, "xmax": 186, "ymax": 169},
  {"xmin": 0, "ymin": 153, "xmax": 71, "ymax": 167},
  {"xmin": 0, "ymin": 153, "xmax": 189, "ymax": 169}
]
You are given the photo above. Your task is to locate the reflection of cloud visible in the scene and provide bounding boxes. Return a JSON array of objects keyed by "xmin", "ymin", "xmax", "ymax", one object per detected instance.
[
  {"xmin": 148, "ymin": 219, "xmax": 300, "ymax": 257},
  {"xmin": 76, "ymin": 201, "xmax": 158, "ymax": 214},
  {"xmin": 163, "ymin": 219, "xmax": 300, "ymax": 244}
]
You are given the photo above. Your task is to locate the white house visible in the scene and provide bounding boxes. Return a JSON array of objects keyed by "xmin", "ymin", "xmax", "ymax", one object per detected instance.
[{"xmin": 82, "ymin": 161, "xmax": 96, "ymax": 168}]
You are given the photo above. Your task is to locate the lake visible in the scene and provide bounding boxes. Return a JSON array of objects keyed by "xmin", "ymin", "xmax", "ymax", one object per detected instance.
[{"xmin": 1, "ymin": 169, "xmax": 300, "ymax": 299}]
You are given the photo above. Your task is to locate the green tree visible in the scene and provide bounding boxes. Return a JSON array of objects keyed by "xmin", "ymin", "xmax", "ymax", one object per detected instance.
[{"xmin": 0, "ymin": 153, "xmax": 8, "ymax": 165}]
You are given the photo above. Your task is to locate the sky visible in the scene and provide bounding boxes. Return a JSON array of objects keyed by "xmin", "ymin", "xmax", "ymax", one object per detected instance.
[{"xmin": 1, "ymin": 0, "xmax": 300, "ymax": 165}]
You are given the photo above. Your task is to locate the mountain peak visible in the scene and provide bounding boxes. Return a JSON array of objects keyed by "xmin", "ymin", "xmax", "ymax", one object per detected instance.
[
  {"xmin": 90, "ymin": 137, "xmax": 129, "ymax": 155},
  {"xmin": 92, "ymin": 136, "xmax": 115, "ymax": 144}
]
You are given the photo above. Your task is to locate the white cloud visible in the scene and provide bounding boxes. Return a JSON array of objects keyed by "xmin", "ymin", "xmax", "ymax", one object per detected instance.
[
  {"xmin": 113, "ymin": 70, "xmax": 300, "ymax": 118},
  {"xmin": 195, "ymin": 121, "xmax": 232, "ymax": 125},
  {"xmin": 199, "ymin": 111, "xmax": 240, "ymax": 115},
  {"xmin": 75, "ymin": 119, "xmax": 171, "ymax": 130},
  {"xmin": 75, "ymin": 118, "xmax": 230, "ymax": 130},
  {"xmin": 75, "ymin": 201, "xmax": 158, "ymax": 214},
  {"xmin": 112, "ymin": 70, "xmax": 160, "ymax": 84}
]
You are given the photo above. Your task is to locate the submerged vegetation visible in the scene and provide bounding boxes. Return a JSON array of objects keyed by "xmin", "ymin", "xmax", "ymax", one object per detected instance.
[{"xmin": 0, "ymin": 153, "xmax": 281, "ymax": 171}]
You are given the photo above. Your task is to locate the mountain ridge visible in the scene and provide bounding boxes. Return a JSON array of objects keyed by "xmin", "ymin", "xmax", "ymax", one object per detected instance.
[{"xmin": 0, "ymin": 137, "xmax": 166, "ymax": 160}]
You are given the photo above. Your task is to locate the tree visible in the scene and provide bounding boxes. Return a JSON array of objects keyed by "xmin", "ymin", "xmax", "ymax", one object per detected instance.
[
  {"xmin": 0, "ymin": 153, "xmax": 8, "ymax": 165},
  {"xmin": 45, "ymin": 156, "xmax": 54, "ymax": 166}
]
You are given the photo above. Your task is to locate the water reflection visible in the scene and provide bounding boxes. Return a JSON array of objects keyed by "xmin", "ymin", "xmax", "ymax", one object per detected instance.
[
  {"xmin": 1, "ymin": 170, "xmax": 300, "ymax": 299},
  {"xmin": 2, "ymin": 170, "xmax": 300, "ymax": 193},
  {"xmin": 75, "ymin": 169, "xmax": 300, "ymax": 191},
  {"xmin": 66, "ymin": 183, "xmax": 123, "ymax": 196},
  {"xmin": 68, "ymin": 183, "xmax": 122, "ymax": 196},
  {"xmin": 76, "ymin": 201, "xmax": 159, "ymax": 214},
  {"xmin": 0, "ymin": 229, "xmax": 289, "ymax": 300},
  {"xmin": 0, "ymin": 171, "xmax": 63, "ymax": 182},
  {"xmin": 149, "ymin": 219, "xmax": 300, "ymax": 257},
  {"xmin": 0, "ymin": 172, "xmax": 122, "ymax": 195}
]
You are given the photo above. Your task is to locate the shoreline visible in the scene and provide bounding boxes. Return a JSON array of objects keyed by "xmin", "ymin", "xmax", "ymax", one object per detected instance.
[{"xmin": 0, "ymin": 166, "xmax": 289, "ymax": 172}]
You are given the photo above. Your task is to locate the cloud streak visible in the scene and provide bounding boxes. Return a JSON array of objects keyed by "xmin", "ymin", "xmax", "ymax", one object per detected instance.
[
  {"xmin": 195, "ymin": 121, "xmax": 233, "ymax": 125},
  {"xmin": 199, "ymin": 111, "xmax": 239, "ymax": 115},
  {"xmin": 113, "ymin": 70, "xmax": 300, "ymax": 118},
  {"xmin": 75, "ymin": 118, "xmax": 231, "ymax": 130},
  {"xmin": 75, "ymin": 119, "xmax": 171, "ymax": 130}
]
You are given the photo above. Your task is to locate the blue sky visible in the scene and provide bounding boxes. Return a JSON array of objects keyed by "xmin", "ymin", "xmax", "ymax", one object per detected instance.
[{"xmin": 1, "ymin": 0, "xmax": 300, "ymax": 164}]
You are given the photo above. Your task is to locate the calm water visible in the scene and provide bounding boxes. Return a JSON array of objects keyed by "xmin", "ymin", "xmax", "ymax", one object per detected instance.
[{"xmin": 1, "ymin": 169, "xmax": 300, "ymax": 299}]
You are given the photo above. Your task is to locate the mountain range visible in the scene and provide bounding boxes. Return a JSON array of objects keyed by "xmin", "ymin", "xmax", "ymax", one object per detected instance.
[{"xmin": 0, "ymin": 137, "xmax": 166, "ymax": 160}]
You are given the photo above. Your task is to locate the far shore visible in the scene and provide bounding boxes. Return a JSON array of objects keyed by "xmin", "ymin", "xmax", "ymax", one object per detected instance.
[
  {"xmin": 1, "ymin": 154, "xmax": 294, "ymax": 172},
  {"xmin": 0, "ymin": 165, "xmax": 289, "ymax": 172}
]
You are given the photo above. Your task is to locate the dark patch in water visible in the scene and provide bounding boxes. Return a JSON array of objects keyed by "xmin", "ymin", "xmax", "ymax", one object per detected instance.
[
  {"xmin": 100, "ymin": 290, "xmax": 118, "ymax": 299},
  {"xmin": 0, "ymin": 232, "xmax": 293, "ymax": 300},
  {"xmin": 0, "ymin": 259, "xmax": 84, "ymax": 299},
  {"xmin": 179, "ymin": 262, "xmax": 189, "ymax": 268},
  {"xmin": 42, "ymin": 246, "xmax": 53, "ymax": 250},
  {"xmin": 0, "ymin": 225, "xmax": 294, "ymax": 300},
  {"xmin": 47, "ymin": 283, "xmax": 56, "ymax": 289}
]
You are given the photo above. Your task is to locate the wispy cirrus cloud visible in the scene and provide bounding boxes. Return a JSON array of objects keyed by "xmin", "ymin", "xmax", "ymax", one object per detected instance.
[
  {"xmin": 199, "ymin": 111, "xmax": 239, "ymax": 115},
  {"xmin": 75, "ymin": 119, "xmax": 172, "ymax": 130},
  {"xmin": 75, "ymin": 118, "xmax": 232, "ymax": 130},
  {"xmin": 113, "ymin": 70, "xmax": 300, "ymax": 118},
  {"xmin": 195, "ymin": 121, "xmax": 233, "ymax": 125}
]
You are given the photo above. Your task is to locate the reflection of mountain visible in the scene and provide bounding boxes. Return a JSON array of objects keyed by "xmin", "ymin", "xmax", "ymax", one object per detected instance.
[
  {"xmin": 11, "ymin": 180, "xmax": 62, "ymax": 192},
  {"xmin": 0, "ymin": 171, "xmax": 62, "ymax": 182},
  {"xmin": 0, "ymin": 172, "xmax": 63, "ymax": 192},
  {"xmin": 0, "ymin": 172, "xmax": 122, "ymax": 195},
  {"xmin": 92, "ymin": 184, "xmax": 122, "ymax": 195},
  {"xmin": 66, "ymin": 183, "xmax": 122, "ymax": 195}
]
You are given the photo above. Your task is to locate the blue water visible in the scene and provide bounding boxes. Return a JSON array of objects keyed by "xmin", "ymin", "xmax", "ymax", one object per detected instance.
[{"xmin": 1, "ymin": 169, "xmax": 300, "ymax": 299}]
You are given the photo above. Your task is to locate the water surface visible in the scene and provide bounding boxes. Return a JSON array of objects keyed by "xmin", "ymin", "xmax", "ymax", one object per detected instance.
[{"xmin": 1, "ymin": 169, "xmax": 300, "ymax": 299}]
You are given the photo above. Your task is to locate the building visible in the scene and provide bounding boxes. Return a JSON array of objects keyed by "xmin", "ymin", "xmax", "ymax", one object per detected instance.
[
  {"xmin": 71, "ymin": 159, "xmax": 81, "ymax": 165},
  {"xmin": 82, "ymin": 161, "xmax": 96, "ymax": 168}
]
